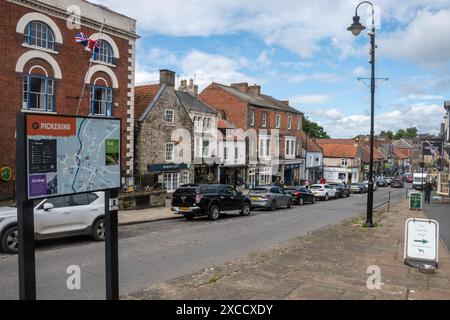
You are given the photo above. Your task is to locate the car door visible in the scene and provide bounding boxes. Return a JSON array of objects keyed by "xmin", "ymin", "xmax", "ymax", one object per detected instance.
[
  {"xmin": 69, "ymin": 193, "xmax": 98, "ymax": 231},
  {"xmin": 325, "ymin": 185, "xmax": 335, "ymax": 197},
  {"xmin": 225, "ymin": 186, "xmax": 242, "ymax": 210},
  {"xmin": 218, "ymin": 186, "xmax": 232, "ymax": 211},
  {"xmin": 34, "ymin": 195, "xmax": 73, "ymax": 236},
  {"xmin": 279, "ymin": 188, "xmax": 290, "ymax": 205}
]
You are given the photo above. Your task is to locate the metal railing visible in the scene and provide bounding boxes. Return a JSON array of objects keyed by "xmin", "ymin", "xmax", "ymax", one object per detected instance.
[{"xmin": 373, "ymin": 191, "xmax": 391, "ymax": 212}]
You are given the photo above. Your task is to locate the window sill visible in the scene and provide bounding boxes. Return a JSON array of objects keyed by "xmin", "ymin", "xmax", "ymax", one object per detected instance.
[
  {"xmin": 88, "ymin": 114, "xmax": 113, "ymax": 118},
  {"xmin": 22, "ymin": 43, "xmax": 58, "ymax": 55},
  {"xmin": 21, "ymin": 109, "xmax": 56, "ymax": 114},
  {"xmin": 89, "ymin": 59, "xmax": 116, "ymax": 68}
]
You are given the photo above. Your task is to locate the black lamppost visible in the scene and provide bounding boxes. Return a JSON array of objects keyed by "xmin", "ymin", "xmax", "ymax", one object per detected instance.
[{"xmin": 347, "ymin": 1, "xmax": 376, "ymax": 227}]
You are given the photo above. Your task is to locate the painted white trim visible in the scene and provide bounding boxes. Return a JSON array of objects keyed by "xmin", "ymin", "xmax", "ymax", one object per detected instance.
[
  {"xmin": 89, "ymin": 33, "xmax": 120, "ymax": 59},
  {"xmin": 29, "ymin": 65, "xmax": 48, "ymax": 77},
  {"xmin": 84, "ymin": 65, "xmax": 119, "ymax": 89},
  {"xmin": 16, "ymin": 12, "xmax": 63, "ymax": 44},
  {"xmin": 93, "ymin": 77, "xmax": 109, "ymax": 87},
  {"xmin": 21, "ymin": 43, "xmax": 58, "ymax": 55},
  {"xmin": 16, "ymin": 50, "xmax": 62, "ymax": 79}
]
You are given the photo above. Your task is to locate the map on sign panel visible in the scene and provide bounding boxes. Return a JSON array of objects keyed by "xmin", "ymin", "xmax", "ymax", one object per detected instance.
[{"xmin": 26, "ymin": 115, "xmax": 121, "ymax": 199}]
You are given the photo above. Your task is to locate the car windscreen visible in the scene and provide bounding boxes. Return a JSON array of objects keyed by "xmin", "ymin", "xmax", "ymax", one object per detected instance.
[
  {"xmin": 351, "ymin": 183, "xmax": 360, "ymax": 186},
  {"xmin": 173, "ymin": 187, "xmax": 199, "ymax": 195},
  {"xmin": 309, "ymin": 185, "xmax": 322, "ymax": 189}
]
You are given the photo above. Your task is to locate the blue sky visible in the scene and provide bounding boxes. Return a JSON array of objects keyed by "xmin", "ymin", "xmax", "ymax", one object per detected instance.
[{"xmin": 92, "ymin": 0, "xmax": 450, "ymax": 138}]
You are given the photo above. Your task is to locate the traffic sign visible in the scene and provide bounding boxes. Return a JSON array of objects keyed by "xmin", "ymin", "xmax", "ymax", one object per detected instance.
[
  {"xmin": 404, "ymin": 218, "xmax": 439, "ymax": 268},
  {"xmin": 409, "ymin": 192, "xmax": 422, "ymax": 211}
]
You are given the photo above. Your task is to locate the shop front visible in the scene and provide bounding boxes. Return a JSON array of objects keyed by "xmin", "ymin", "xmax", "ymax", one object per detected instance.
[
  {"xmin": 195, "ymin": 164, "xmax": 219, "ymax": 184},
  {"xmin": 147, "ymin": 163, "xmax": 191, "ymax": 192},
  {"xmin": 282, "ymin": 162, "xmax": 303, "ymax": 186},
  {"xmin": 219, "ymin": 165, "xmax": 246, "ymax": 188},
  {"xmin": 323, "ymin": 167, "xmax": 359, "ymax": 184}
]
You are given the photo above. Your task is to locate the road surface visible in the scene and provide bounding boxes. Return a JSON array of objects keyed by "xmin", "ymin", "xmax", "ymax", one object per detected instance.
[{"xmin": 0, "ymin": 187, "xmax": 405, "ymax": 300}]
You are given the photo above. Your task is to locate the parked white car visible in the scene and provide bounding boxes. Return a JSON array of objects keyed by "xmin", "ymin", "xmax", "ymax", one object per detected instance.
[
  {"xmin": 309, "ymin": 184, "xmax": 337, "ymax": 201},
  {"xmin": 0, "ymin": 192, "xmax": 106, "ymax": 254}
]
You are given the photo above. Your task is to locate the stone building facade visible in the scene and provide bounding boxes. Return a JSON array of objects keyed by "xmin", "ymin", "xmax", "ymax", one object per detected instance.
[
  {"xmin": 134, "ymin": 70, "xmax": 195, "ymax": 192},
  {"xmin": 0, "ymin": 0, "xmax": 138, "ymax": 200}
]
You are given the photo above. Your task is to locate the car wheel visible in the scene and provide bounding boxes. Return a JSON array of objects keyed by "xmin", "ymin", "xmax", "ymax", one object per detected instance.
[
  {"xmin": 208, "ymin": 205, "xmax": 220, "ymax": 221},
  {"xmin": 325, "ymin": 193, "xmax": 329, "ymax": 201},
  {"xmin": 312, "ymin": 197, "xmax": 316, "ymax": 204},
  {"xmin": 91, "ymin": 218, "xmax": 105, "ymax": 241},
  {"xmin": 1, "ymin": 226, "xmax": 19, "ymax": 254},
  {"xmin": 299, "ymin": 197, "xmax": 304, "ymax": 205},
  {"xmin": 185, "ymin": 213, "xmax": 194, "ymax": 220},
  {"xmin": 346, "ymin": 193, "xmax": 350, "ymax": 197},
  {"xmin": 287, "ymin": 198, "xmax": 292, "ymax": 209},
  {"xmin": 270, "ymin": 200, "xmax": 277, "ymax": 211},
  {"xmin": 240, "ymin": 202, "xmax": 251, "ymax": 216}
]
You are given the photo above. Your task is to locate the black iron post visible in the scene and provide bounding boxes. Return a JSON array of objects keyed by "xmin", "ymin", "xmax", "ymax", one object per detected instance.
[
  {"xmin": 105, "ymin": 188, "xmax": 119, "ymax": 300},
  {"xmin": 16, "ymin": 113, "xmax": 36, "ymax": 300}
]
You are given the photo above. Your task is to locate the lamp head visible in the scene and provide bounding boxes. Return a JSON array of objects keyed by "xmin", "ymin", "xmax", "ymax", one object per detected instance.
[{"xmin": 347, "ymin": 15, "xmax": 366, "ymax": 36}]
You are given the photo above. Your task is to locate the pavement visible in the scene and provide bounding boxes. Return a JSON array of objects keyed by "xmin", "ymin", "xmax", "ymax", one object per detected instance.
[
  {"xmin": 123, "ymin": 197, "xmax": 450, "ymax": 300},
  {"xmin": 118, "ymin": 199, "xmax": 178, "ymax": 225},
  {"xmin": 424, "ymin": 194, "xmax": 450, "ymax": 250},
  {"xmin": 0, "ymin": 188, "xmax": 403, "ymax": 300}
]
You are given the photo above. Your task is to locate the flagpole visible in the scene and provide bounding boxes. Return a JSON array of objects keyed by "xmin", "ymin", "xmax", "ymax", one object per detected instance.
[{"xmin": 76, "ymin": 18, "xmax": 106, "ymax": 115}]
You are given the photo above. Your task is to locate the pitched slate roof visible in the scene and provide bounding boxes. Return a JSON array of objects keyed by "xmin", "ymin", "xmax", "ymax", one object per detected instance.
[
  {"xmin": 214, "ymin": 83, "xmax": 302, "ymax": 114},
  {"xmin": 175, "ymin": 91, "xmax": 217, "ymax": 115},
  {"xmin": 393, "ymin": 139, "xmax": 415, "ymax": 149}
]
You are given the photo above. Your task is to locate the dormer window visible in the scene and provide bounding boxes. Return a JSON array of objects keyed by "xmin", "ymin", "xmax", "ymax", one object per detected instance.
[{"xmin": 24, "ymin": 21, "xmax": 55, "ymax": 50}]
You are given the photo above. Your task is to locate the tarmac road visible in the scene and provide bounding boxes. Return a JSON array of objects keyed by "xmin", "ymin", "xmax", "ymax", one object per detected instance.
[{"xmin": 0, "ymin": 186, "xmax": 405, "ymax": 300}]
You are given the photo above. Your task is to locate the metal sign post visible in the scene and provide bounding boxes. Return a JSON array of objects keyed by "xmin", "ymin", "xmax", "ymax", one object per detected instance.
[
  {"xmin": 404, "ymin": 218, "xmax": 439, "ymax": 268},
  {"xmin": 16, "ymin": 113, "xmax": 122, "ymax": 300},
  {"xmin": 16, "ymin": 113, "xmax": 36, "ymax": 300}
]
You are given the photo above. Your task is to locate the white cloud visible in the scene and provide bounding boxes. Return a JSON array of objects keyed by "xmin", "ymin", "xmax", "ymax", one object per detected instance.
[
  {"xmin": 289, "ymin": 94, "xmax": 332, "ymax": 105},
  {"xmin": 379, "ymin": 9, "xmax": 450, "ymax": 65},
  {"xmin": 399, "ymin": 94, "xmax": 444, "ymax": 101},
  {"xmin": 316, "ymin": 104, "xmax": 445, "ymax": 138},
  {"xmin": 288, "ymin": 72, "xmax": 343, "ymax": 84}
]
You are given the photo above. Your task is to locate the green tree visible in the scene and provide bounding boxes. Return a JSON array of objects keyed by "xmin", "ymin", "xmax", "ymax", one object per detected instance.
[
  {"xmin": 302, "ymin": 116, "xmax": 330, "ymax": 139},
  {"xmin": 379, "ymin": 130, "xmax": 394, "ymax": 140},
  {"xmin": 404, "ymin": 127, "xmax": 418, "ymax": 138},
  {"xmin": 394, "ymin": 129, "xmax": 406, "ymax": 140}
]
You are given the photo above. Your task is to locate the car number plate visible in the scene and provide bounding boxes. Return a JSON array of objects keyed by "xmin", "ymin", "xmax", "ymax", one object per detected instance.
[
  {"xmin": 180, "ymin": 207, "xmax": 190, "ymax": 211},
  {"xmin": 251, "ymin": 196, "xmax": 260, "ymax": 201}
]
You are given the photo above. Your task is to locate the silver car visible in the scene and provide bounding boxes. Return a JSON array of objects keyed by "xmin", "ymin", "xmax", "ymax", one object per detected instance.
[
  {"xmin": 248, "ymin": 186, "xmax": 292, "ymax": 211},
  {"xmin": 0, "ymin": 192, "xmax": 106, "ymax": 254}
]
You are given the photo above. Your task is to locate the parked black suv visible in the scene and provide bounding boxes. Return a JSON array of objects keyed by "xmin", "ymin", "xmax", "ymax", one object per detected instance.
[
  {"xmin": 171, "ymin": 184, "xmax": 252, "ymax": 220},
  {"xmin": 328, "ymin": 182, "xmax": 351, "ymax": 198}
]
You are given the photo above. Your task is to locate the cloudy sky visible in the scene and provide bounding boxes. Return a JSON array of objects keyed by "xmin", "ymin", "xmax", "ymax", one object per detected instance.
[{"xmin": 92, "ymin": 0, "xmax": 450, "ymax": 138}]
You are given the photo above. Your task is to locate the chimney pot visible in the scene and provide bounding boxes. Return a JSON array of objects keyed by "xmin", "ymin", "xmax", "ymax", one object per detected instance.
[{"xmin": 248, "ymin": 85, "xmax": 261, "ymax": 95}]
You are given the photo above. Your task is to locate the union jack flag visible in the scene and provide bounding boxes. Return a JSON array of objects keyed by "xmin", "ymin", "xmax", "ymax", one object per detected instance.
[
  {"xmin": 88, "ymin": 38, "xmax": 101, "ymax": 53},
  {"xmin": 74, "ymin": 32, "xmax": 88, "ymax": 46}
]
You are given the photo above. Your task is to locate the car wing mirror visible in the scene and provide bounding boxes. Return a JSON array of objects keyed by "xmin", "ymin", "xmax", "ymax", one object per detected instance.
[{"xmin": 43, "ymin": 203, "xmax": 54, "ymax": 211}]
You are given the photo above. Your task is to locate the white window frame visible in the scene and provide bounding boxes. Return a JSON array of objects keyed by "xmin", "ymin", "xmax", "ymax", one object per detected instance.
[
  {"xmin": 182, "ymin": 171, "xmax": 190, "ymax": 185},
  {"xmin": 163, "ymin": 172, "xmax": 179, "ymax": 192},
  {"xmin": 165, "ymin": 142, "xmax": 174, "ymax": 162},
  {"xmin": 165, "ymin": 109, "xmax": 175, "ymax": 124},
  {"xmin": 262, "ymin": 112, "xmax": 267, "ymax": 128},
  {"xmin": 276, "ymin": 114, "xmax": 281, "ymax": 128},
  {"xmin": 297, "ymin": 117, "xmax": 302, "ymax": 131},
  {"xmin": 285, "ymin": 137, "xmax": 296, "ymax": 159},
  {"xmin": 287, "ymin": 116, "xmax": 293, "ymax": 130},
  {"xmin": 341, "ymin": 158, "xmax": 348, "ymax": 167},
  {"xmin": 235, "ymin": 147, "xmax": 239, "ymax": 160},
  {"xmin": 250, "ymin": 111, "xmax": 255, "ymax": 126},
  {"xmin": 259, "ymin": 136, "xmax": 271, "ymax": 158}
]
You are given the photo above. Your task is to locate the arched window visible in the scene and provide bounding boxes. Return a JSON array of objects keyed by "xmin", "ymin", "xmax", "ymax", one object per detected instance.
[
  {"xmin": 24, "ymin": 21, "xmax": 55, "ymax": 50},
  {"xmin": 93, "ymin": 41, "xmax": 115, "ymax": 65}
]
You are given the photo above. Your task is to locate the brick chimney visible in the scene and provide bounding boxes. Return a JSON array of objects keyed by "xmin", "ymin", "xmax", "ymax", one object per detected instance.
[
  {"xmin": 231, "ymin": 82, "xmax": 248, "ymax": 93},
  {"xmin": 160, "ymin": 69, "xmax": 175, "ymax": 87},
  {"xmin": 281, "ymin": 100, "xmax": 289, "ymax": 105},
  {"xmin": 248, "ymin": 85, "xmax": 261, "ymax": 95}
]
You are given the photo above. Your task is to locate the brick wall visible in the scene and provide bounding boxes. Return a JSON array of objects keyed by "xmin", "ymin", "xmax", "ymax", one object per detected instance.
[{"xmin": 0, "ymin": 1, "xmax": 136, "ymax": 200}]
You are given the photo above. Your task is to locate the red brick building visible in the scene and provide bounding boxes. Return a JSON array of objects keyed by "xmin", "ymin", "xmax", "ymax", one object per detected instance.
[
  {"xmin": 0, "ymin": 0, "xmax": 138, "ymax": 200},
  {"xmin": 199, "ymin": 82, "xmax": 305, "ymax": 186}
]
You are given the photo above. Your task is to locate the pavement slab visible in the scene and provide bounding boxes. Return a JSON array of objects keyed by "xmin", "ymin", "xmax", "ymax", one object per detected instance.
[{"xmin": 123, "ymin": 198, "xmax": 450, "ymax": 300}]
